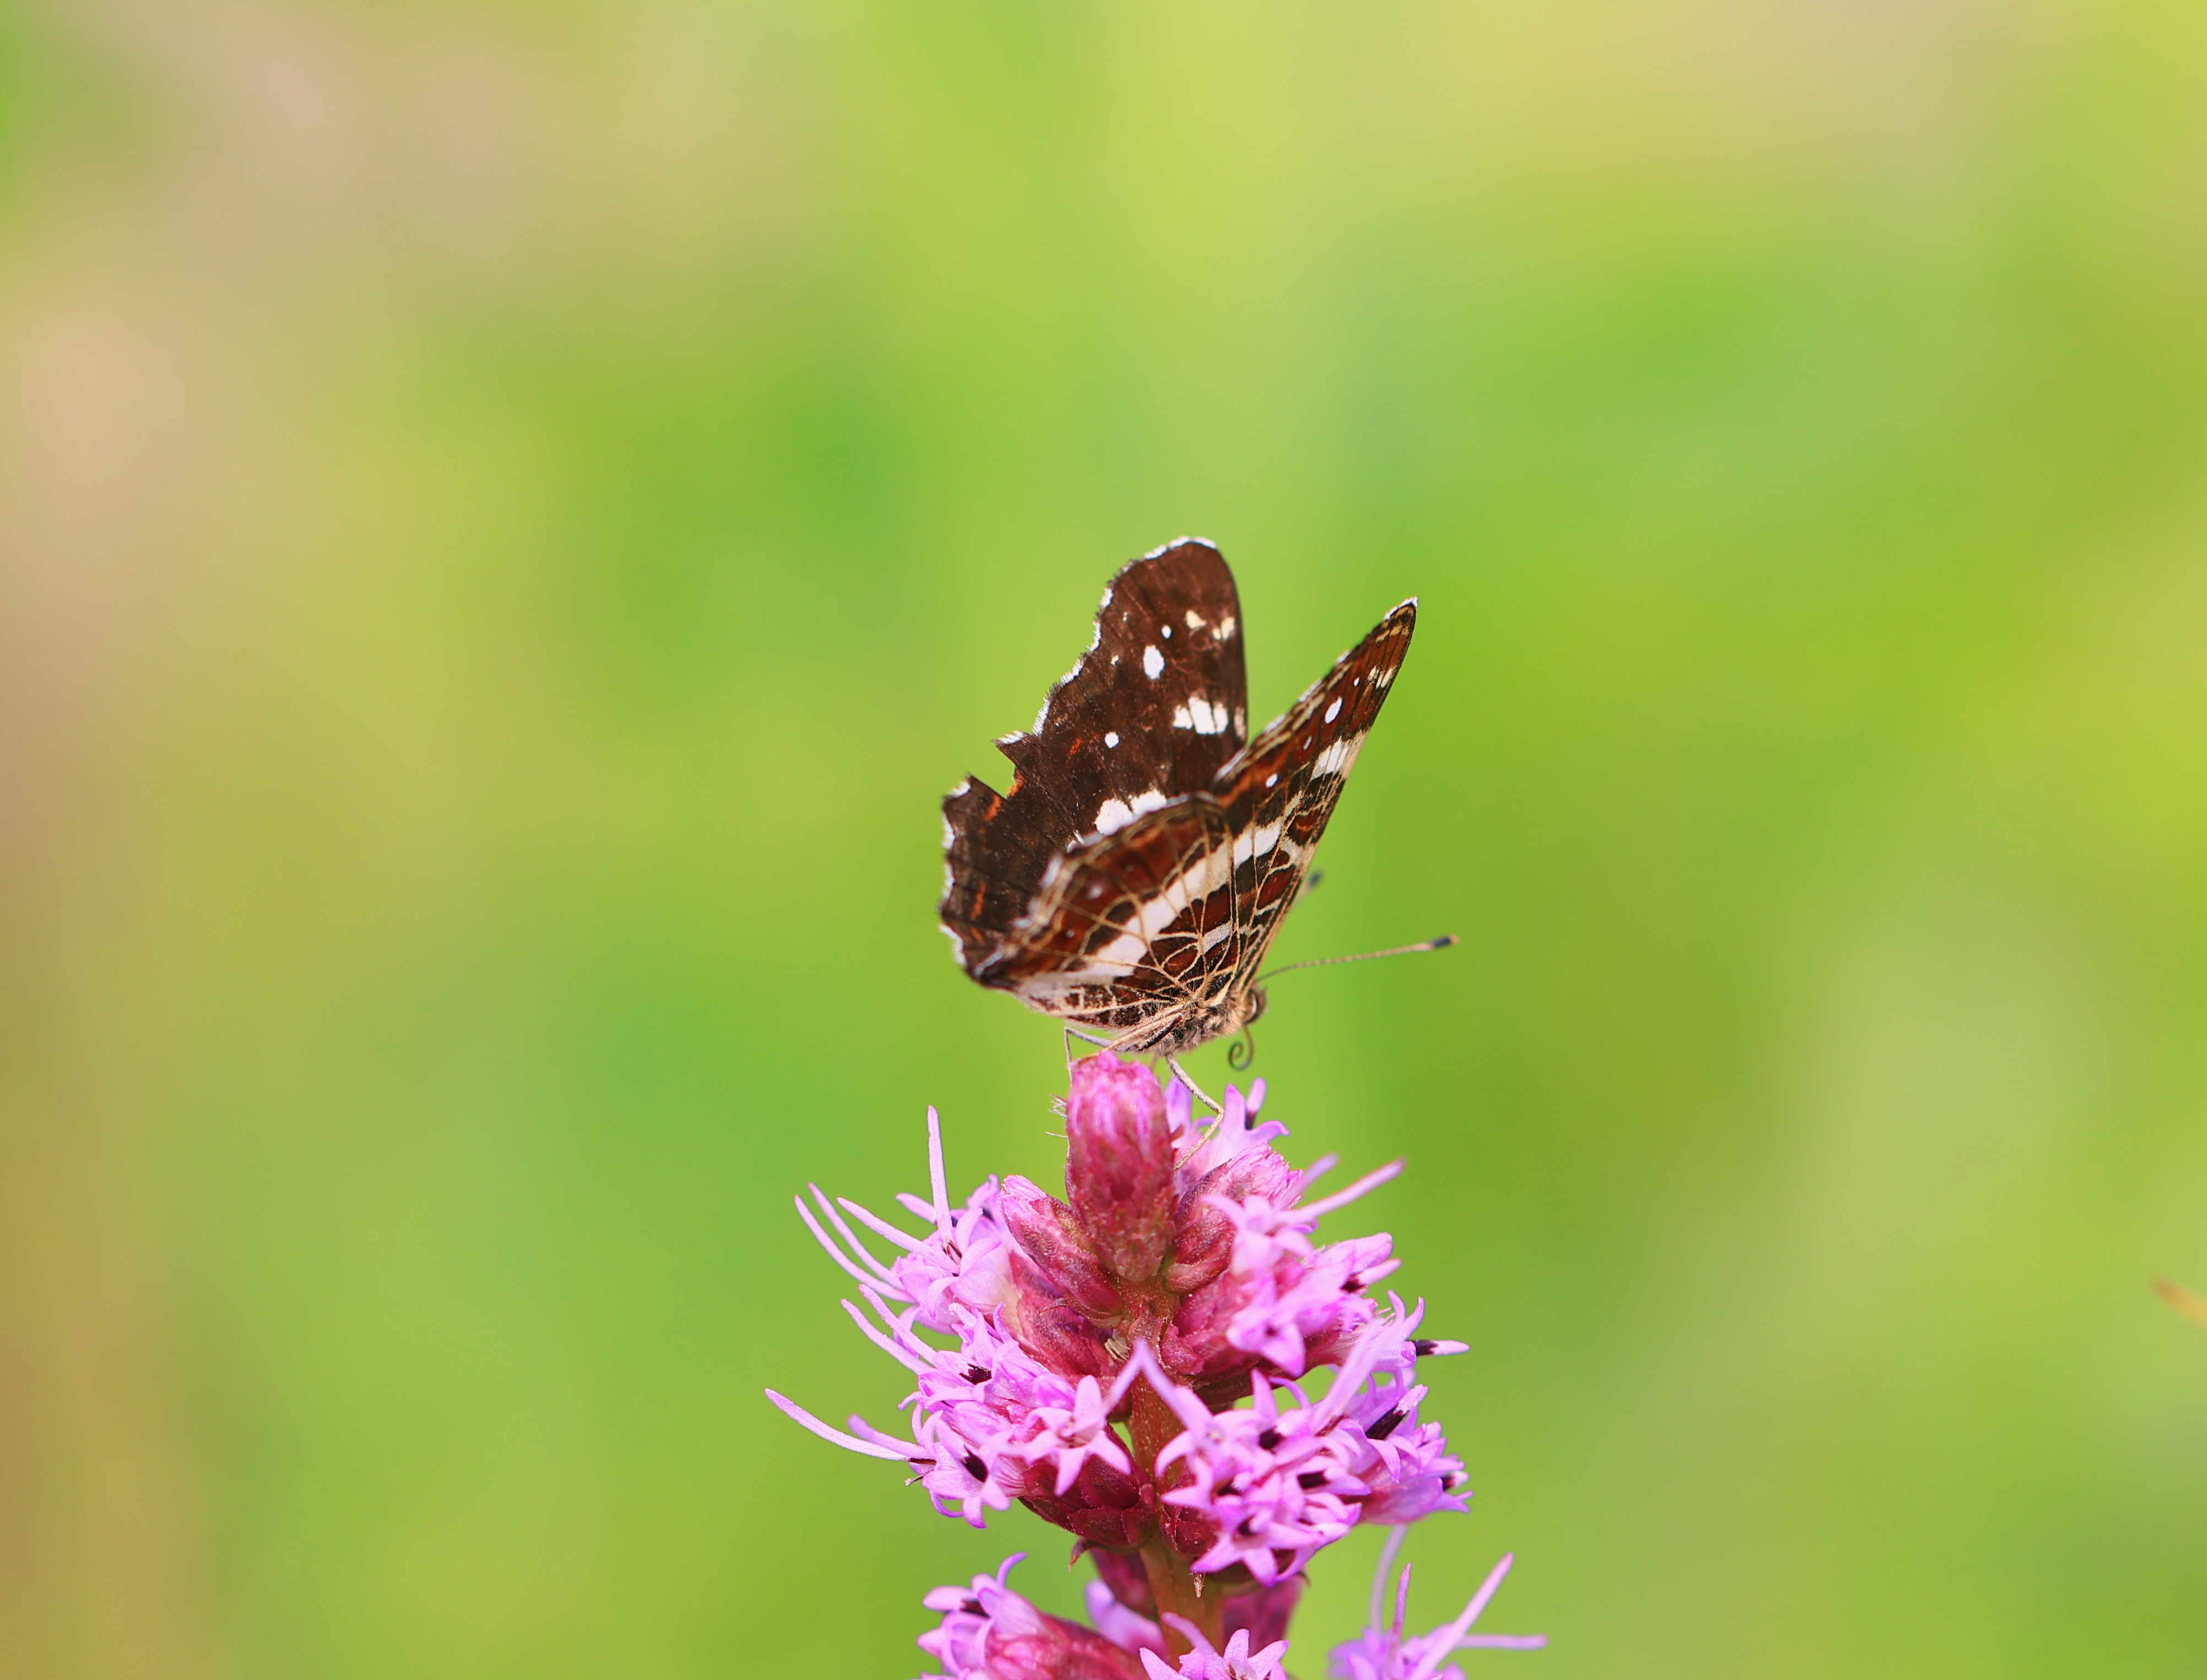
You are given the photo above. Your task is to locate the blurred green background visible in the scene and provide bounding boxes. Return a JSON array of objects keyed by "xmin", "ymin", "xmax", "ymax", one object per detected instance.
[{"xmin": 5, "ymin": 1, "xmax": 2207, "ymax": 1675}]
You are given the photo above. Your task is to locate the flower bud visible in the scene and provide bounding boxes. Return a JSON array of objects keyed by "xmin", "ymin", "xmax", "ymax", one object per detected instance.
[
  {"xmin": 1018, "ymin": 1456, "xmax": 1158, "ymax": 1551},
  {"xmin": 999, "ymin": 1175, "xmax": 1124, "ymax": 1318},
  {"xmin": 922, "ymin": 1558, "xmax": 1149, "ymax": 1680},
  {"xmin": 1066, "ymin": 1053, "xmax": 1177, "ymax": 1281},
  {"xmin": 1088, "ymin": 1547, "xmax": 1157, "ymax": 1618},
  {"xmin": 1162, "ymin": 1149, "xmax": 1299, "ymax": 1294},
  {"xmin": 1220, "ymin": 1576, "xmax": 1303, "ymax": 1652}
]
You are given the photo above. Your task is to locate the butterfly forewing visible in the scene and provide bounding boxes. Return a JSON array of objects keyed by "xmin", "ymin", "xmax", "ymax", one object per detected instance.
[
  {"xmin": 993, "ymin": 540, "xmax": 1246, "ymax": 838},
  {"xmin": 1218, "ymin": 600, "xmax": 1418, "ymax": 987},
  {"xmin": 941, "ymin": 540, "xmax": 1245, "ymax": 978}
]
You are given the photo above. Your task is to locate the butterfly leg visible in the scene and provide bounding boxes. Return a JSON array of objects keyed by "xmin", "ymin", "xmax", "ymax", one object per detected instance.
[
  {"xmin": 1062, "ymin": 1025, "xmax": 1113, "ymax": 1077},
  {"xmin": 1165, "ymin": 1056, "xmax": 1224, "ymax": 1117}
]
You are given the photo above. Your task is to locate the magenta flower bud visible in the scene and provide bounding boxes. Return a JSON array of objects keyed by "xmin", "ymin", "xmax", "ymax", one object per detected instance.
[
  {"xmin": 921, "ymin": 1556, "xmax": 1149, "ymax": 1680},
  {"xmin": 1017, "ymin": 1454, "xmax": 1157, "ymax": 1551},
  {"xmin": 1089, "ymin": 1547, "xmax": 1158, "ymax": 1618},
  {"xmin": 1161, "ymin": 1274, "xmax": 1255, "ymax": 1388},
  {"xmin": 1005, "ymin": 1293, "xmax": 1119, "ymax": 1382},
  {"xmin": 1066, "ymin": 1052, "xmax": 1178, "ymax": 1280},
  {"xmin": 1000, "ymin": 1174, "xmax": 1125, "ymax": 1318},
  {"xmin": 1163, "ymin": 1149, "xmax": 1300, "ymax": 1294},
  {"xmin": 1219, "ymin": 1576, "xmax": 1303, "ymax": 1652}
]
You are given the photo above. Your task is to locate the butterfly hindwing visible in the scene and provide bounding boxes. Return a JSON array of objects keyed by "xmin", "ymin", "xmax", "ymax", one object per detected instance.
[{"xmin": 975, "ymin": 797, "xmax": 1240, "ymax": 1037}]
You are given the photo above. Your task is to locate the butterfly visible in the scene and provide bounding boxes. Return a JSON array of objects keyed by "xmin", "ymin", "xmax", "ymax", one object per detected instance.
[{"xmin": 940, "ymin": 538, "xmax": 1419, "ymax": 1063}]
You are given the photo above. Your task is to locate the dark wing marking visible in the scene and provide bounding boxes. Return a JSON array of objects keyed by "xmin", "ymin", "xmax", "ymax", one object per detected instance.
[
  {"xmin": 968, "ymin": 796, "xmax": 1240, "ymax": 1042},
  {"xmin": 942, "ymin": 539, "xmax": 1245, "ymax": 975},
  {"xmin": 1216, "ymin": 600, "xmax": 1418, "ymax": 985}
]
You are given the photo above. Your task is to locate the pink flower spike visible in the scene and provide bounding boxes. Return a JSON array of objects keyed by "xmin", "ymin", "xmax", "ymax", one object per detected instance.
[
  {"xmin": 1332, "ymin": 1544, "xmax": 1544, "ymax": 1680},
  {"xmin": 1011, "ymin": 1371, "xmax": 1134, "ymax": 1495},
  {"xmin": 1406, "ymin": 1555, "xmax": 1546, "ymax": 1679},
  {"xmin": 762, "ymin": 1389, "xmax": 916, "ymax": 1462},
  {"xmin": 772, "ymin": 1068, "xmax": 1543, "ymax": 1657}
]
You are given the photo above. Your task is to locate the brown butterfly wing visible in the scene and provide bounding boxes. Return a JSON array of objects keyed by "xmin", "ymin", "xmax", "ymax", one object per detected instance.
[
  {"xmin": 942, "ymin": 540, "xmax": 1246, "ymax": 976},
  {"xmin": 1216, "ymin": 600, "xmax": 1418, "ymax": 991}
]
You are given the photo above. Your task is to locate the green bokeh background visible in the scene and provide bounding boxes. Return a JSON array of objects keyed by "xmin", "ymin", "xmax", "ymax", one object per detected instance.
[{"xmin": 6, "ymin": 2, "xmax": 2207, "ymax": 1675}]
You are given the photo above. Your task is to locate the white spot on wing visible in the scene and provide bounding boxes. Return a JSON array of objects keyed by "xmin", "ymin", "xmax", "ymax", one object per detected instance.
[
  {"xmin": 1143, "ymin": 645, "xmax": 1164, "ymax": 679},
  {"xmin": 1176, "ymin": 697, "xmax": 1228, "ymax": 734},
  {"xmin": 1324, "ymin": 698, "xmax": 1343, "ymax": 724},
  {"xmin": 1217, "ymin": 616, "xmax": 1237, "ymax": 640},
  {"xmin": 1104, "ymin": 731, "xmax": 1120, "ymax": 748},
  {"xmin": 1231, "ymin": 821, "xmax": 1284, "ymax": 866},
  {"xmin": 1162, "ymin": 624, "xmax": 1173, "ymax": 640},
  {"xmin": 1313, "ymin": 735, "xmax": 1360, "ymax": 778},
  {"xmin": 1094, "ymin": 789, "xmax": 1169, "ymax": 835},
  {"xmin": 1185, "ymin": 608, "xmax": 1205, "ymax": 629}
]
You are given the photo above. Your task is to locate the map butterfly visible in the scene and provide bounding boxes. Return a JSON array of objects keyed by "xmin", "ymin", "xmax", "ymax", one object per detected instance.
[{"xmin": 940, "ymin": 538, "xmax": 1419, "ymax": 1058}]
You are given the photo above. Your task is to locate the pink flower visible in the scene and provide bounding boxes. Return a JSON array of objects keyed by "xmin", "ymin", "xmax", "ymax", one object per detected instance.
[
  {"xmin": 1133, "ymin": 1302, "xmax": 1450, "ymax": 1583},
  {"xmin": 920, "ymin": 1556, "xmax": 1148, "ymax": 1680},
  {"xmin": 1006, "ymin": 1365, "xmax": 1140, "ymax": 1494},
  {"xmin": 768, "ymin": 1063, "xmax": 1542, "ymax": 1671},
  {"xmin": 1138, "ymin": 1623, "xmax": 1292, "ymax": 1680},
  {"xmin": 1328, "ymin": 1536, "xmax": 1546, "ymax": 1679}
]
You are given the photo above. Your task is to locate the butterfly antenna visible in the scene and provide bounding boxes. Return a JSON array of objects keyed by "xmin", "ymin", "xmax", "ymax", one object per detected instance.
[
  {"xmin": 1257, "ymin": 935, "xmax": 1457, "ymax": 984},
  {"xmin": 1227, "ymin": 1024, "xmax": 1256, "ymax": 1073}
]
